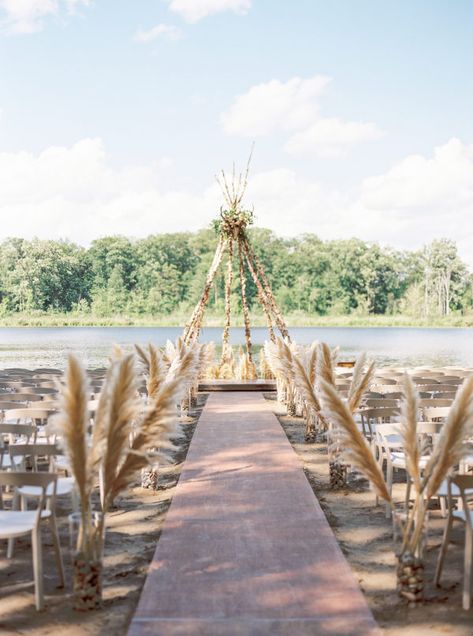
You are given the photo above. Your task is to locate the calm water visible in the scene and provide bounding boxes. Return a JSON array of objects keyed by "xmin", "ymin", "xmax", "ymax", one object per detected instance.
[{"xmin": 0, "ymin": 327, "xmax": 472, "ymax": 369}]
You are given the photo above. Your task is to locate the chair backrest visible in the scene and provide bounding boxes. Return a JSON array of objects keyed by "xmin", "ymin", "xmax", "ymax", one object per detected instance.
[
  {"xmin": 419, "ymin": 399, "xmax": 453, "ymax": 408},
  {"xmin": 372, "ymin": 377, "xmax": 397, "ymax": 386},
  {"xmin": 0, "ymin": 423, "xmax": 36, "ymax": 438},
  {"xmin": 374, "ymin": 422, "xmax": 403, "ymax": 448},
  {"xmin": 9, "ymin": 443, "xmax": 63, "ymax": 473},
  {"xmin": 450, "ymin": 475, "xmax": 473, "ymax": 530},
  {"xmin": 3, "ymin": 393, "xmax": 43, "ymax": 402},
  {"xmin": 0, "ymin": 470, "xmax": 57, "ymax": 515},
  {"xmin": 9, "ymin": 443, "xmax": 61, "ymax": 459},
  {"xmin": 0, "ymin": 401, "xmax": 30, "ymax": 412},
  {"xmin": 3, "ymin": 408, "xmax": 56, "ymax": 425},
  {"xmin": 434, "ymin": 384, "xmax": 460, "ymax": 393},
  {"xmin": 33, "ymin": 381, "xmax": 58, "ymax": 389},
  {"xmin": 416, "ymin": 384, "xmax": 448, "ymax": 393},
  {"xmin": 373, "ymin": 387, "xmax": 404, "ymax": 397},
  {"xmin": 27, "ymin": 387, "xmax": 58, "ymax": 395},
  {"xmin": 364, "ymin": 398, "xmax": 399, "ymax": 408},
  {"xmin": 441, "ymin": 377, "xmax": 463, "ymax": 385},
  {"xmin": 1, "ymin": 381, "xmax": 37, "ymax": 389},
  {"xmin": 360, "ymin": 407, "xmax": 401, "ymax": 420},
  {"xmin": 423, "ymin": 406, "xmax": 450, "ymax": 422},
  {"xmin": 33, "ymin": 369, "xmax": 63, "ymax": 375},
  {"xmin": 436, "ymin": 392, "xmax": 458, "ymax": 400},
  {"xmin": 412, "ymin": 372, "xmax": 445, "ymax": 379},
  {"xmin": 413, "ymin": 377, "xmax": 439, "ymax": 385}
]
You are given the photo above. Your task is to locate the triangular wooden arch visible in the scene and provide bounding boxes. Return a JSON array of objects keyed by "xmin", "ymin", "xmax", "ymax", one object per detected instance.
[{"xmin": 182, "ymin": 154, "xmax": 290, "ymax": 367}]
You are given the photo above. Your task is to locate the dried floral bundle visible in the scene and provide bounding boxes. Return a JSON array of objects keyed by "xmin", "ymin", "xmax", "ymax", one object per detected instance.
[
  {"xmin": 53, "ymin": 340, "xmax": 200, "ymax": 562},
  {"xmin": 317, "ymin": 373, "xmax": 473, "ymax": 602}
]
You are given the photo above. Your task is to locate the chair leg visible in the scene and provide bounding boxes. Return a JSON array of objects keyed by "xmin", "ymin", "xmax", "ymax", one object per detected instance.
[
  {"xmin": 463, "ymin": 523, "xmax": 473, "ymax": 610},
  {"xmin": 32, "ymin": 527, "xmax": 44, "ymax": 611},
  {"xmin": 385, "ymin": 462, "xmax": 393, "ymax": 519},
  {"xmin": 49, "ymin": 515, "xmax": 65, "ymax": 588},
  {"xmin": 7, "ymin": 490, "xmax": 22, "ymax": 558},
  {"xmin": 439, "ymin": 496, "xmax": 447, "ymax": 519},
  {"xmin": 434, "ymin": 515, "xmax": 454, "ymax": 586},
  {"xmin": 71, "ymin": 488, "xmax": 79, "ymax": 513},
  {"xmin": 405, "ymin": 477, "xmax": 412, "ymax": 511}
]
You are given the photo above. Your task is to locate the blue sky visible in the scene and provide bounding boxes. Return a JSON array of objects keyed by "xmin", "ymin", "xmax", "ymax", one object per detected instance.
[{"xmin": 0, "ymin": 0, "xmax": 472, "ymax": 262}]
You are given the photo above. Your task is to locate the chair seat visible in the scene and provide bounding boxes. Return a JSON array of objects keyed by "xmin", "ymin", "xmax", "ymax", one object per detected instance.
[
  {"xmin": 453, "ymin": 510, "xmax": 473, "ymax": 523},
  {"xmin": 18, "ymin": 477, "xmax": 75, "ymax": 498},
  {"xmin": 0, "ymin": 454, "xmax": 23, "ymax": 469},
  {"xmin": 0, "ymin": 509, "xmax": 51, "ymax": 539},
  {"xmin": 437, "ymin": 479, "xmax": 473, "ymax": 498},
  {"xmin": 54, "ymin": 456, "xmax": 70, "ymax": 472},
  {"xmin": 391, "ymin": 451, "xmax": 430, "ymax": 469}
]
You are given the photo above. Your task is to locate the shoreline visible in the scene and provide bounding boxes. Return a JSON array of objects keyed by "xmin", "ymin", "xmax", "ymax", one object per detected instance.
[{"xmin": 0, "ymin": 313, "xmax": 472, "ymax": 329}]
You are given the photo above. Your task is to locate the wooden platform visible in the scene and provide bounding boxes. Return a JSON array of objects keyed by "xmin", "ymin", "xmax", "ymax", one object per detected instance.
[
  {"xmin": 128, "ymin": 392, "xmax": 380, "ymax": 636},
  {"xmin": 198, "ymin": 379, "xmax": 276, "ymax": 392}
]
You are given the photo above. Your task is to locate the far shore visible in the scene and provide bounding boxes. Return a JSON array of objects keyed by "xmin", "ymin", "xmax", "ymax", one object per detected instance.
[{"xmin": 0, "ymin": 312, "xmax": 472, "ymax": 328}]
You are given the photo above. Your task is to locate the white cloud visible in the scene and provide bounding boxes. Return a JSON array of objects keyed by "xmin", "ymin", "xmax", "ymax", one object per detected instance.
[
  {"xmin": 0, "ymin": 138, "xmax": 218, "ymax": 243},
  {"xmin": 362, "ymin": 138, "xmax": 473, "ymax": 210},
  {"xmin": 285, "ymin": 117, "xmax": 384, "ymax": 157},
  {"xmin": 221, "ymin": 75, "xmax": 384, "ymax": 157},
  {"xmin": 134, "ymin": 23, "xmax": 183, "ymax": 43},
  {"xmin": 0, "ymin": 137, "xmax": 472, "ymax": 266},
  {"xmin": 0, "ymin": 0, "xmax": 90, "ymax": 34},
  {"xmin": 166, "ymin": 0, "xmax": 251, "ymax": 23},
  {"xmin": 221, "ymin": 76, "xmax": 331, "ymax": 137}
]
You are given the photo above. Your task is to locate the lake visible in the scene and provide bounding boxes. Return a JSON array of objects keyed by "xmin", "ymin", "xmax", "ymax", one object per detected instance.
[{"xmin": 0, "ymin": 326, "xmax": 472, "ymax": 369}]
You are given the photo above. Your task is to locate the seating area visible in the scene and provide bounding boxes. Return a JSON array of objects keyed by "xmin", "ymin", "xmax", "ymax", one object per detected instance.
[
  {"xmin": 2, "ymin": 358, "xmax": 473, "ymax": 632},
  {"xmin": 0, "ymin": 365, "xmax": 143, "ymax": 610},
  {"xmin": 333, "ymin": 364, "xmax": 473, "ymax": 609}
]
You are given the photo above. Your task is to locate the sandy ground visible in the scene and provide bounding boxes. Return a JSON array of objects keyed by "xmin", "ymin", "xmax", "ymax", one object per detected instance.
[
  {"xmin": 0, "ymin": 395, "xmax": 207, "ymax": 636},
  {"xmin": 266, "ymin": 394, "xmax": 473, "ymax": 636},
  {"xmin": 3, "ymin": 391, "xmax": 472, "ymax": 636}
]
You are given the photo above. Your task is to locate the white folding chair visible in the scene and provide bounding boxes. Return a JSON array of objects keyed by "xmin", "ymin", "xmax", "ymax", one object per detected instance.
[
  {"xmin": 435, "ymin": 474, "xmax": 473, "ymax": 609},
  {"xmin": 0, "ymin": 471, "xmax": 64, "ymax": 610}
]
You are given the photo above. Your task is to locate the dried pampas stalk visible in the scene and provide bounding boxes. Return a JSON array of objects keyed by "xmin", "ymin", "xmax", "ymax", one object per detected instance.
[
  {"xmin": 308, "ymin": 343, "xmax": 318, "ymax": 387},
  {"xmin": 109, "ymin": 378, "xmax": 182, "ymax": 501},
  {"xmin": 317, "ymin": 342, "xmax": 336, "ymax": 388},
  {"xmin": 99, "ymin": 354, "xmax": 139, "ymax": 511},
  {"xmin": 348, "ymin": 354, "xmax": 376, "ymax": 413},
  {"xmin": 53, "ymin": 355, "xmax": 91, "ymax": 518},
  {"xmin": 318, "ymin": 378, "xmax": 392, "ymax": 505},
  {"xmin": 400, "ymin": 374, "xmax": 421, "ymax": 493}
]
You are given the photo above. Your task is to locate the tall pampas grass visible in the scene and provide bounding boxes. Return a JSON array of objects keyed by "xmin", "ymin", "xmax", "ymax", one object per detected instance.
[
  {"xmin": 317, "ymin": 342, "xmax": 336, "ymax": 388},
  {"xmin": 52, "ymin": 355, "xmax": 96, "ymax": 558},
  {"xmin": 237, "ymin": 347, "xmax": 258, "ymax": 380},
  {"xmin": 318, "ymin": 378, "xmax": 392, "ymax": 504},
  {"xmin": 135, "ymin": 344, "xmax": 169, "ymax": 399},
  {"xmin": 53, "ymin": 342, "xmax": 198, "ymax": 561},
  {"xmin": 347, "ymin": 353, "xmax": 376, "ymax": 413},
  {"xmin": 319, "ymin": 371, "xmax": 473, "ymax": 582}
]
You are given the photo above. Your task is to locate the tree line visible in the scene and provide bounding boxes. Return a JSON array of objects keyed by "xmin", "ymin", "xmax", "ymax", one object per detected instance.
[{"xmin": 0, "ymin": 229, "xmax": 471, "ymax": 319}]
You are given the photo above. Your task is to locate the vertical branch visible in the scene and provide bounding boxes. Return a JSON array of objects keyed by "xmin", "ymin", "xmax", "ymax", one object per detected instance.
[
  {"xmin": 183, "ymin": 237, "xmax": 226, "ymax": 344},
  {"xmin": 238, "ymin": 239, "xmax": 253, "ymax": 361},
  {"xmin": 243, "ymin": 243, "xmax": 275, "ymax": 343},
  {"xmin": 244, "ymin": 238, "xmax": 290, "ymax": 341},
  {"xmin": 221, "ymin": 240, "xmax": 234, "ymax": 362}
]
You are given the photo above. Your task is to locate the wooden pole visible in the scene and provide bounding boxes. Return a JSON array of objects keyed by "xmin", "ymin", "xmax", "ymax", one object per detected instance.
[
  {"xmin": 183, "ymin": 237, "xmax": 226, "ymax": 344},
  {"xmin": 237, "ymin": 239, "xmax": 253, "ymax": 361},
  {"xmin": 243, "ymin": 242, "xmax": 276, "ymax": 343},
  {"xmin": 221, "ymin": 240, "xmax": 234, "ymax": 362},
  {"xmin": 243, "ymin": 238, "xmax": 290, "ymax": 341}
]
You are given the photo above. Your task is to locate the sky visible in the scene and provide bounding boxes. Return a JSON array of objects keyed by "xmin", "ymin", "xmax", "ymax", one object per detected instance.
[{"xmin": 0, "ymin": 0, "xmax": 472, "ymax": 263}]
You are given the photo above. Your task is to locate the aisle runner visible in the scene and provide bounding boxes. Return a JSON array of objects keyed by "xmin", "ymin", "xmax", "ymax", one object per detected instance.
[{"xmin": 128, "ymin": 392, "xmax": 380, "ymax": 636}]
